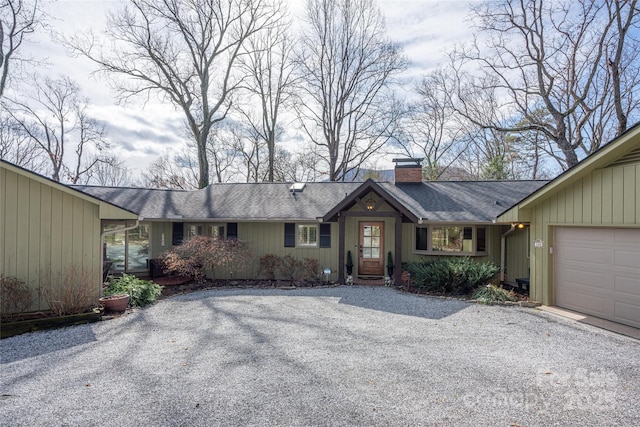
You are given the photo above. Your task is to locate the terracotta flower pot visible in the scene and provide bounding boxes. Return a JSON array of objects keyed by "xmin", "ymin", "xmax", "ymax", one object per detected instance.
[{"xmin": 99, "ymin": 294, "xmax": 130, "ymax": 312}]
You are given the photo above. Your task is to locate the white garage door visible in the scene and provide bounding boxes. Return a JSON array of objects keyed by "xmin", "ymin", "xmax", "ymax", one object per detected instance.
[{"xmin": 555, "ymin": 227, "xmax": 640, "ymax": 329}]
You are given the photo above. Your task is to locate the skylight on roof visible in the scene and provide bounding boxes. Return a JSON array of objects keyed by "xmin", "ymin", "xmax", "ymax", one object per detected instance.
[{"xmin": 289, "ymin": 182, "xmax": 306, "ymax": 192}]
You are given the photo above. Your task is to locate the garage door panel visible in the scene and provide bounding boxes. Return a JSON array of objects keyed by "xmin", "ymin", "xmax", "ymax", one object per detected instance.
[
  {"xmin": 559, "ymin": 246, "xmax": 608, "ymax": 263},
  {"xmin": 614, "ymin": 249, "xmax": 640, "ymax": 269},
  {"xmin": 615, "ymin": 274, "xmax": 640, "ymax": 296},
  {"xmin": 557, "ymin": 290, "xmax": 610, "ymax": 318},
  {"xmin": 614, "ymin": 228, "xmax": 640, "ymax": 245},
  {"xmin": 555, "ymin": 227, "xmax": 640, "ymax": 329},
  {"xmin": 614, "ymin": 301, "xmax": 640, "ymax": 328},
  {"xmin": 556, "ymin": 267, "xmax": 608, "ymax": 292},
  {"xmin": 558, "ymin": 227, "xmax": 609, "ymax": 243}
]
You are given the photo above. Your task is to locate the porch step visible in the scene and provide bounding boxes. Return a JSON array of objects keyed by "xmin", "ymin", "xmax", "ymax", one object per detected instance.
[{"xmin": 353, "ymin": 276, "xmax": 386, "ymax": 286}]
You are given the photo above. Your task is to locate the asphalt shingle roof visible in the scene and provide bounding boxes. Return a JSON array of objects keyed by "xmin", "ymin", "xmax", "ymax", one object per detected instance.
[
  {"xmin": 72, "ymin": 186, "xmax": 191, "ymax": 220},
  {"xmin": 381, "ymin": 180, "xmax": 548, "ymax": 222},
  {"xmin": 74, "ymin": 180, "xmax": 547, "ymax": 222}
]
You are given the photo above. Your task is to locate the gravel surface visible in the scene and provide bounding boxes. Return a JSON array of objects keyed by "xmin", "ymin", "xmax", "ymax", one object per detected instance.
[{"xmin": 1, "ymin": 286, "xmax": 639, "ymax": 426}]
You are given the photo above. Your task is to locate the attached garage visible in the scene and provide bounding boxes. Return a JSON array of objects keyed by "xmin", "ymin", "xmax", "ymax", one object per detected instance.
[
  {"xmin": 498, "ymin": 123, "xmax": 640, "ymax": 331},
  {"xmin": 554, "ymin": 227, "xmax": 640, "ymax": 328}
]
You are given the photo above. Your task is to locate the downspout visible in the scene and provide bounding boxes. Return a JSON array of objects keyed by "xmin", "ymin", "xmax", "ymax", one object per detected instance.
[
  {"xmin": 99, "ymin": 216, "xmax": 144, "ymax": 296},
  {"xmin": 500, "ymin": 224, "xmax": 517, "ymax": 284}
]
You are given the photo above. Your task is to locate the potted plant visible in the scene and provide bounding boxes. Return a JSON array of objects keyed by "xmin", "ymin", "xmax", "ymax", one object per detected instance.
[
  {"xmin": 346, "ymin": 250, "xmax": 354, "ymax": 275},
  {"xmin": 387, "ymin": 251, "xmax": 394, "ymax": 277},
  {"xmin": 101, "ymin": 273, "xmax": 162, "ymax": 312},
  {"xmin": 99, "ymin": 294, "xmax": 130, "ymax": 312}
]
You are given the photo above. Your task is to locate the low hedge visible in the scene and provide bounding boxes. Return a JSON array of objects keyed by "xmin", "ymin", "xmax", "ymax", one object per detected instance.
[{"xmin": 403, "ymin": 257, "xmax": 499, "ymax": 294}]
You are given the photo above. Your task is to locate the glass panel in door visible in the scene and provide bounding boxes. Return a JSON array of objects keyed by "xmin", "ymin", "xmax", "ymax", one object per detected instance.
[
  {"xmin": 359, "ymin": 222, "xmax": 384, "ymax": 275},
  {"xmin": 127, "ymin": 224, "xmax": 150, "ymax": 271},
  {"xmin": 104, "ymin": 224, "xmax": 126, "ymax": 272}
]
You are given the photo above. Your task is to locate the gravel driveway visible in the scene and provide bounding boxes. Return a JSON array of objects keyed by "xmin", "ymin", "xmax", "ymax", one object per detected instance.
[{"xmin": 1, "ymin": 286, "xmax": 639, "ymax": 426}]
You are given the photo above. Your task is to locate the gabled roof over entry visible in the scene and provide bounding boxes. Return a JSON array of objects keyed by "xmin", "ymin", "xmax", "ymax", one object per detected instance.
[
  {"xmin": 321, "ymin": 180, "xmax": 419, "ymax": 222},
  {"xmin": 322, "ymin": 179, "xmax": 547, "ymax": 223}
]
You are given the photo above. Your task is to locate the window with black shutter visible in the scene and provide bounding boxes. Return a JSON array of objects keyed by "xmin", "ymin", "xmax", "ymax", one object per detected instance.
[
  {"xmin": 227, "ymin": 223, "xmax": 238, "ymax": 239},
  {"xmin": 284, "ymin": 223, "xmax": 295, "ymax": 247},
  {"xmin": 415, "ymin": 227, "xmax": 428, "ymax": 251},
  {"xmin": 172, "ymin": 222, "xmax": 184, "ymax": 245},
  {"xmin": 319, "ymin": 223, "xmax": 331, "ymax": 248}
]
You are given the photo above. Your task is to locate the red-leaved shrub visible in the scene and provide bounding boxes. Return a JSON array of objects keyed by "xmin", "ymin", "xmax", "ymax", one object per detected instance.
[{"xmin": 163, "ymin": 235, "xmax": 252, "ymax": 282}]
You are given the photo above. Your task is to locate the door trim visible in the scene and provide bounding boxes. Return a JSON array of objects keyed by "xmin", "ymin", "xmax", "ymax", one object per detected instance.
[{"xmin": 358, "ymin": 221, "xmax": 384, "ymax": 276}]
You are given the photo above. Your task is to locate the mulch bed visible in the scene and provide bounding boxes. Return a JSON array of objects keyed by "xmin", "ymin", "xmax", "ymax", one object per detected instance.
[
  {"xmin": 156, "ymin": 278, "xmax": 335, "ymax": 298},
  {"xmin": 397, "ymin": 283, "xmax": 531, "ymax": 301}
]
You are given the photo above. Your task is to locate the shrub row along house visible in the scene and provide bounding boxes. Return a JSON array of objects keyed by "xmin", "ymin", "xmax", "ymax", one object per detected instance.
[{"xmin": 2, "ymin": 124, "xmax": 639, "ymax": 329}]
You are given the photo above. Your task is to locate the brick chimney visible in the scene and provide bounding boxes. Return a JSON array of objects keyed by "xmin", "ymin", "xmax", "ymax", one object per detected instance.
[{"xmin": 393, "ymin": 158, "xmax": 424, "ymax": 183}]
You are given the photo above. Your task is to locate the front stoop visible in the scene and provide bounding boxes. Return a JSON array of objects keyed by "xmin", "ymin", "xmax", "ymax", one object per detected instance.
[{"xmin": 353, "ymin": 277, "xmax": 386, "ymax": 286}]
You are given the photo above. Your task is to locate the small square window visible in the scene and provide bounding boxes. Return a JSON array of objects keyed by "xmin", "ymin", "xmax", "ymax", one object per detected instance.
[{"xmin": 298, "ymin": 224, "xmax": 318, "ymax": 246}]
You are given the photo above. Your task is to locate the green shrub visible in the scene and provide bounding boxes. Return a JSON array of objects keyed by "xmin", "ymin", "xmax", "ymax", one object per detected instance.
[
  {"xmin": 472, "ymin": 284, "xmax": 517, "ymax": 303},
  {"xmin": 104, "ymin": 274, "xmax": 162, "ymax": 307},
  {"xmin": 404, "ymin": 257, "xmax": 499, "ymax": 294}
]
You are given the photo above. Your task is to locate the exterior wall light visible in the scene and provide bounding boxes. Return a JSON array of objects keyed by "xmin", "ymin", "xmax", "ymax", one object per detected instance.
[{"xmin": 365, "ymin": 197, "xmax": 376, "ymax": 210}]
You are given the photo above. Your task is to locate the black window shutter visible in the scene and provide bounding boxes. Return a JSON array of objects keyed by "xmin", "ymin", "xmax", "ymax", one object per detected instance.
[
  {"xmin": 172, "ymin": 222, "xmax": 184, "ymax": 245},
  {"xmin": 415, "ymin": 227, "xmax": 428, "ymax": 251},
  {"xmin": 319, "ymin": 223, "xmax": 331, "ymax": 248},
  {"xmin": 284, "ymin": 223, "xmax": 295, "ymax": 247},
  {"xmin": 227, "ymin": 222, "xmax": 238, "ymax": 239}
]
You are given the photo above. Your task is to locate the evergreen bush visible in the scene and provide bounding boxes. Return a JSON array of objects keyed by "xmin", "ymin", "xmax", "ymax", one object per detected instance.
[{"xmin": 404, "ymin": 257, "xmax": 499, "ymax": 294}]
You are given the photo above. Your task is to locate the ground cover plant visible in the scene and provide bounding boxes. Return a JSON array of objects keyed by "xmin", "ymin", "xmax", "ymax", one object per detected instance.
[
  {"xmin": 104, "ymin": 274, "xmax": 162, "ymax": 307},
  {"xmin": 471, "ymin": 284, "xmax": 517, "ymax": 303}
]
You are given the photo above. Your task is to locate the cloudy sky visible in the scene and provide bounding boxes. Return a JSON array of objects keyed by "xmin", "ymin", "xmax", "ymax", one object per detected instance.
[{"xmin": 21, "ymin": 0, "xmax": 476, "ymax": 178}]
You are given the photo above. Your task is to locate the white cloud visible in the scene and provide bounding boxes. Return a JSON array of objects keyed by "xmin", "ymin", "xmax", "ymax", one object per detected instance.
[{"xmin": 16, "ymin": 0, "xmax": 476, "ymax": 181}]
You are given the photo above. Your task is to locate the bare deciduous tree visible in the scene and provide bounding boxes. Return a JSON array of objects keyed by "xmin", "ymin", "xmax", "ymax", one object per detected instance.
[
  {"xmin": 0, "ymin": 111, "xmax": 45, "ymax": 171},
  {"xmin": 606, "ymin": 0, "xmax": 640, "ymax": 136},
  {"xmin": 141, "ymin": 154, "xmax": 195, "ymax": 190},
  {"xmin": 272, "ymin": 145, "xmax": 322, "ymax": 182},
  {"xmin": 0, "ymin": 0, "xmax": 43, "ymax": 98},
  {"xmin": 295, "ymin": 0, "xmax": 406, "ymax": 181},
  {"xmin": 84, "ymin": 155, "xmax": 133, "ymax": 186},
  {"xmin": 453, "ymin": 0, "xmax": 639, "ymax": 170},
  {"xmin": 396, "ymin": 70, "xmax": 467, "ymax": 180},
  {"xmin": 67, "ymin": 0, "xmax": 283, "ymax": 188},
  {"xmin": 5, "ymin": 75, "xmax": 109, "ymax": 183},
  {"xmin": 237, "ymin": 11, "xmax": 296, "ymax": 182}
]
